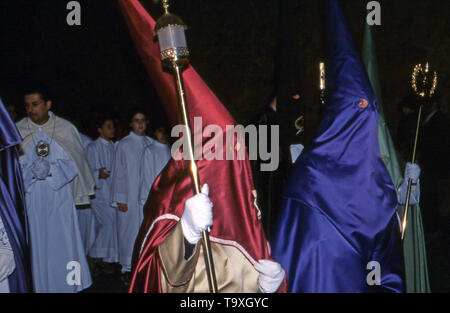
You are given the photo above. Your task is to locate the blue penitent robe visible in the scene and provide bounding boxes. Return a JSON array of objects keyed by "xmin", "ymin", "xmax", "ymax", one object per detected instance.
[
  {"xmin": 20, "ymin": 130, "xmax": 92, "ymax": 292},
  {"xmin": 138, "ymin": 139, "xmax": 171, "ymax": 207},
  {"xmin": 86, "ymin": 137, "xmax": 118, "ymax": 262},
  {"xmin": 0, "ymin": 99, "xmax": 32, "ymax": 293},
  {"xmin": 271, "ymin": 0, "xmax": 404, "ymax": 293},
  {"xmin": 110, "ymin": 132, "xmax": 152, "ymax": 272}
]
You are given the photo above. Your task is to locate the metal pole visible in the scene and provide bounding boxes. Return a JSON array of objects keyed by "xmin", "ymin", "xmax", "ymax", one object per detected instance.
[
  {"xmin": 401, "ymin": 104, "xmax": 423, "ymax": 240},
  {"xmin": 172, "ymin": 63, "xmax": 218, "ymax": 292}
]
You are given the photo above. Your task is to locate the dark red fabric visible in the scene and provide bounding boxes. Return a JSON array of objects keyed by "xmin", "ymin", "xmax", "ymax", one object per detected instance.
[{"xmin": 118, "ymin": 0, "xmax": 287, "ymax": 293}]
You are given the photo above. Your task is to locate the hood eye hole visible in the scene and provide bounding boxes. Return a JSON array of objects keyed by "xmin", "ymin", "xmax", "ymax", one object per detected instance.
[{"xmin": 358, "ymin": 99, "xmax": 368, "ymax": 108}]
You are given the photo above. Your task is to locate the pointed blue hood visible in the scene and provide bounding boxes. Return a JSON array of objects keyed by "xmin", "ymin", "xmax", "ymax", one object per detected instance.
[
  {"xmin": 284, "ymin": 0, "xmax": 397, "ymax": 234},
  {"xmin": 326, "ymin": 0, "xmax": 376, "ymax": 110},
  {"xmin": 0, "ymin": 98, "xmax": 32, "ymax": 292}
]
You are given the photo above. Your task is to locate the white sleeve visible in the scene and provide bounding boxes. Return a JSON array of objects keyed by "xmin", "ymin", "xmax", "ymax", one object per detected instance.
[
  {"xmin": 138, "ymin": 148, "xmax": 153, "ymax": 206},
  {"xmin": 46, "ymin": 158, "xmax": 78, "ymax": 191},
  {"xmin": 20, "ymin": 161, "xmax": 37, "ymax": 192},
  {"xmin": 86, "ymin": 144, "xmax": 103, "ymax": 190},
  {"xmin": 110, "ymin": 144, "xmax": 128, "ymax": 207}
]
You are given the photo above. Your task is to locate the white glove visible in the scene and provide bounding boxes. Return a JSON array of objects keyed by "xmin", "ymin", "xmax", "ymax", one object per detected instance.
[
  {"xmin": 404, "ymin": 162, "xmax": 420, "ymax": 183},
  {"xmin": 254, "ymin": 259, "xmax": 285, "ymax": 293},
  {"xmin": 181, "ymin": 184, "xmax": 213, "ymax": 244},
  {"xmin": 31, "ymin": 158, "xmax": 50, "ymax": 180},
  {"xmin": 398, "ymin": 162, "xmax": 421, "ymax": 205}
]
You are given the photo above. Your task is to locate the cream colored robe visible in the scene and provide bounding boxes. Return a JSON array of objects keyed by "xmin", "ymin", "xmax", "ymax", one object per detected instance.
[
  {"xmin": 158, "ymin": 223, "xmax": 260, "ymax": 293},
  {"xmin": 16, "ymin": 112, "xmax": 95, "ymax": 205}
]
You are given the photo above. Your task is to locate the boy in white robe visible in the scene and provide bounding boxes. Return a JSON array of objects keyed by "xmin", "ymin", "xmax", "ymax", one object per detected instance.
[
  {"xmin": 77, "ymin": 132, "xmax": 96, "ymax": 256},
  {"xmin": 110, "ymin": 111, "xmax": 152, "ymax": 283},
  {"xmin": 16, "ymin": 89, "xmax": 95, "ymax": 292},
  {"xmin": 138, "ymin": 138, "xmax": 171, "ymax": 207},
  {"xmin": 86, "ymin": 117, "xmax": 118, "ymax": 271}
]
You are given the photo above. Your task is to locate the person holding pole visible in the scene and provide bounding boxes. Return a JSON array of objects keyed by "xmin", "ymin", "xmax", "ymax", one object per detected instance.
[{"xmin": 118, "ymin": 0, "xmax": 287, "ymax": 293}]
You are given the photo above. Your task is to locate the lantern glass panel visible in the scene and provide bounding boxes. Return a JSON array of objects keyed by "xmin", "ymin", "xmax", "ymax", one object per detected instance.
[{"xmin": 157, "ymin": 25, "xmax": 187, "ymax": 51}]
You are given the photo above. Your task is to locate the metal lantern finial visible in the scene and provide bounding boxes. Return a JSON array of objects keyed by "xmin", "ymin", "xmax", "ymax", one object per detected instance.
[{"xmin": 162, "ymin": 0, "xmax": 169, "ymax": 14}]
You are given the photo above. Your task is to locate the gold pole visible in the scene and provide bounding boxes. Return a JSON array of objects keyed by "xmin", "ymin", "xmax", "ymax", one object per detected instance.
[
  {"xmin": 155, "ymin": 0, "xmax": 218, "ymax": 292},
  {"xmin": 172, "ymin": 63, "xmax": 218, "ymax": 293},
  {"xmin": 401, "ymin": 104, "xmax": 423, "ymax": 240},
  {"xmin": 402, "ymin": 62, "xmax": 437, "ymax": 240}
]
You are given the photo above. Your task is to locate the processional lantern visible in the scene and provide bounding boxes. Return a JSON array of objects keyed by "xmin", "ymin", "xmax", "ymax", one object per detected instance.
[{"xmin": 153, "ymin": 0, "xmax": 218, "ymax": 293}]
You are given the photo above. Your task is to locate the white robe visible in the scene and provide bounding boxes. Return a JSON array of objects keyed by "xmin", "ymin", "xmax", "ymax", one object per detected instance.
[
  {"xmin": 86, "ymin": 137, "xmax": 118, "ymax": 262},
  {"xmin": 16, "ymin": 112, "xmax": 95, "ymax": 205},
  {"xmin": 79, "ymin": 133, "xmax": 93, "ymax": 151},
  {"xmin": 110, "ymin": 132, "xmax": 152, "ymax": 271},
  {"xmin": 138, "ymin": 139, "xmax": 171, "ymax": 206},
  {"xmin": 0, "ymin": 279, "xmax": 9, "ymax": 293},
  {"xmin": 77, "ymin": 133, "xmax": 96, "ymax": 255},
  {"xmin": 0, "ymin": 214, "xmax": 15, "ymax": 293},
  {"xmin": 20, "ymin": 130, "xmax": 92, "ymax": 292}
]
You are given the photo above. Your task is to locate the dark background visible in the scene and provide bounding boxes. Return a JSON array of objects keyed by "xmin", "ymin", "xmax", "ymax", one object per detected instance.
[{"xmin": 0, "ymin": 0, "xmax": 448, "ymax": 143}]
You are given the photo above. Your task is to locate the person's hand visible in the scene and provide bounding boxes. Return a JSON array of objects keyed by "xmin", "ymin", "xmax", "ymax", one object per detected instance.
[
  {"xmin": 117, "ymin": 203, "xmax": 128, "ymax": 212},
  {"xmin": 404, "ymin": 162, "xmax": 420, "ymax": 184},
  {"xmin": 31, "ymin": 158, "xmax": 50, "ymax": 180},
  {"xmin": 181, "ymin": 184, "xmax": 213, "ymax": 244},
  {"xmin": 99, "ymin": 167, "xmax": 111, "ymax": 179},
  {"xmin": 254, "ymin": 259, "xmax": 285, "ymax": 293}
]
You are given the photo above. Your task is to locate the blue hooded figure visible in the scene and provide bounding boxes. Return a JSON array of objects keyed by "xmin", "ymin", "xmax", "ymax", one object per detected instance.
[
  {"xmin": 0, "ymin": 98, "xmax": 32, "ymax": 292},
  {"xmin": 271, "ymin": 0, "xmax": 404, "ymax": 292}
]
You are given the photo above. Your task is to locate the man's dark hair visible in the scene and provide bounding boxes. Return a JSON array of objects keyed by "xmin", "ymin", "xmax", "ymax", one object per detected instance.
[
  {"xmin": 128, "ymin": 110, "xmax": 148, "ymax": 122},
  {"xmin": 22, "ymin": 85, "xmax": 51, "ymax": 102}
]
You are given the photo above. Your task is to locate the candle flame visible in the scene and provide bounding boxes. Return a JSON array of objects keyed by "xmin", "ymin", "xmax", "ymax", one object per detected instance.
[{"xmin": 319, "ymin": 62, "xmax": 325, "ymax": 90}]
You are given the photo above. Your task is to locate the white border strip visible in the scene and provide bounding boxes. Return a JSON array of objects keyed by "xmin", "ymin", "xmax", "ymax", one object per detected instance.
[
  {"xmin": 209, "ymin": 236, "xmax": 258, "ymax": 265},
  {"xmin": 139, "ymin": 213, "xmax": 180, "ymax": 256}
]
